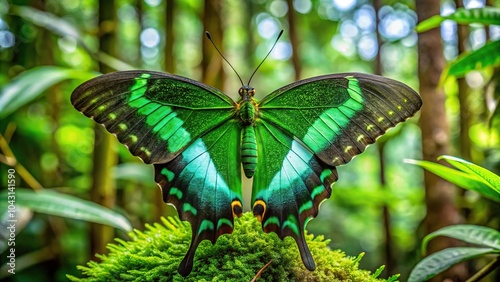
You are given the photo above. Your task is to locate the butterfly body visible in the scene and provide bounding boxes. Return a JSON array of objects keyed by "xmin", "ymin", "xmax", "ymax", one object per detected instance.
[
  {"xmin": 236, "ymin": 86, "xmax": 259, "ymax": 178},
  {"xmin": 71, "ymin": 70, "xmax": 422, "ymax": 276}
]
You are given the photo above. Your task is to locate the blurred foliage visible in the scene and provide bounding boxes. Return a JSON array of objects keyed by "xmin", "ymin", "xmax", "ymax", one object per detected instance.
[
  {"xmin": 0, "ymin": 189, "xmax": 132, "ymax": 238},
  {"xmin": 67, "ymin": 212, "xmax": 398, "ymax": 282},
  {"xmin": 0, "ymin": 0, "xmax": 498, "ymax": 281},
  {"xmin": 407, "ymin": 156, "xmax": 500, "ymax": 282}
]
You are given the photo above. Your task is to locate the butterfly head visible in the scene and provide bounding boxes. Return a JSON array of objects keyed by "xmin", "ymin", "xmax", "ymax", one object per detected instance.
[{"xmin": 238, "ymin": 86, "xmax": 256, "ymax": 101}]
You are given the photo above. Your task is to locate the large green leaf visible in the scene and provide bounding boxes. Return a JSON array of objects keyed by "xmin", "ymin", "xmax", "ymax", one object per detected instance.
[
  {"xmin": 0, "ymin": 189, "xmax": 132, "ymax": 232},
  {"xmin": 0, "ymin": 66, "xmax": 96, "ymax": 118},
  {"xmin": 408, "ymin": 247, "xmax": 499, "ymax": 282},
  {"xmin": 422, "ymin": 225, "xmax": 500, "ymax": 253},
  {"xmin": 439, "ymin": 155, "xmax": 500, "ymax": 195},
  {"xmin": 416, "ymin": 7, "xmax": 500, "ymax": 33},
  {"xmin": 445, "ymin": 40, "xmax": 500, "ymax": 78},
  {"xmin": 405, "ymin": 158, "xmax": 500, "ymax": 202}
]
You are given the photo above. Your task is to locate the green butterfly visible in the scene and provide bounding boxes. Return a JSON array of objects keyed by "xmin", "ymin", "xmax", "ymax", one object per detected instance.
[{"xmin": 71, "ymin": 48, "xmax": 421, "ymax": 276}]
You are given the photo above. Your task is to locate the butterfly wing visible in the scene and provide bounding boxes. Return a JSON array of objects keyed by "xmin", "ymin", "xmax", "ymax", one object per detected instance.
[
  {"xmin": 252, "ymin": 119, "xmax": 338, "ymax": 270},
  {"xmin": 259, "ymin": 73, "xmax": 422, "ymax": 166},
  {"xmin": 254, "ymin": 73, "xmax": 422, "ymax": 269},
  {"xmin": 71, "ymin": 71, "xmax": 236, "ymax": 164},
  {"xmin": 71, "ymin": 71, "xmax": 243, "ymax": 276}
]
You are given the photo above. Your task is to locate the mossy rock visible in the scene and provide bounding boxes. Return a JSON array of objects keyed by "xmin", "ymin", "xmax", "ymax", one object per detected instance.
[{"xmin": 68, "ymin": 212, "xmax": 397, "ymax": 281}]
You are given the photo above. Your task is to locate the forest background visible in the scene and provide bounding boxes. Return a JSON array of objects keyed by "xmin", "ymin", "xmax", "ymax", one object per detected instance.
[{"xmin": 0, "ymin": 0, "xmax": 499, "ymax": 281}]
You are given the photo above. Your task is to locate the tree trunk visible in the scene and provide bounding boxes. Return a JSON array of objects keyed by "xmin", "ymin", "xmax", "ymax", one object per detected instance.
[
  {"xmin": 165, "ymin": 0, "xmax": 175, "ymax": 73},
  {"xmin": 416, "ymin": 0, "xmax": 468, "ymax": 280},
  {"xmin": 202, "ymin": 0, "xmax": 224, "ymax": 91},
  {"xmin": 373, "ymin": 0, "xmax": 394, "ymax": 277},
  {"xmin": 456, "ymin": 0, "xmax": 472, "ymax": 161},
  {"xmin": 286, "ymin": 0, "xmax": 301, "ymax": 81},
  {"xmin": 90, "ymin": 0, "xmax": 118, "ymax": 261}
]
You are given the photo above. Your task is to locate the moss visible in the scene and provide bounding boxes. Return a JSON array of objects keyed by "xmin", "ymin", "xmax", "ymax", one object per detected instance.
[{"xmin": 68, "ymin": 212, "xmax": 398, "ymax": 281}]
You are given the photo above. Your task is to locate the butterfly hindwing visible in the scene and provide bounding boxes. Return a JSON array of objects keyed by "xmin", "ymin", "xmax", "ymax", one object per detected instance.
[
  {"xmin": 252, "ymin": 119, "xmax": 338, "ymax": 270},
  {"xmin": 154, "ymin": 120, "xmax": 243, "ymax": 276},
  {"xmin": 259, "ymin": 73, "xmax": 422, "ymax": 166},
  {"xmin": 71, "ymin": 71, "xmax": 236, "ymax": 164}
]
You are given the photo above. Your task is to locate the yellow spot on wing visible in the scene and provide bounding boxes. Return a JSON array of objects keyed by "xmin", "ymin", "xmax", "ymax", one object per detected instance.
[
  {"xmin": 332, "ymin": 156, "xmax": 342, "ymax": 163},
  {"xmin": 140, "ymin": 147, "xmax": 151, "ymax": 157},
  {"xmin": 377, "ymin": 117, "xmax": 385, "ymax": 123},
  {"xmin": 129, "ymin": 134, "xmax": 138, "ymax": 143},
  {"xmin": 118, "ymin": 123, "xmax": 128, "ymax": 131},
  {"xmin": 253, "ymin": 200, "xmax": 266, "ymax": 222}
]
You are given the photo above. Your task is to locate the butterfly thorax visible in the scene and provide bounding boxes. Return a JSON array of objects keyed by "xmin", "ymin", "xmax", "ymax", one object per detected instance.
[
  {"xmin": 238, "ymin": 86, "xmax": 259, "ymax": 178},
  {"xmin": 237, "ymin": 86, "xmax": 257, "ymax": 125}
]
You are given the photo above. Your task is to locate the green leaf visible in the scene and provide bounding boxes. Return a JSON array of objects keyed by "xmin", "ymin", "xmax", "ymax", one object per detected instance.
[
  {"xmin": 0, "ymin": 189, "xmax": 132, "ymax": 232},
  {"xmin": 439, "ymin": 155, "xmax": 500, "ymax": 195},
  {"xmin": 422, "ymin": 225, "xmax": 500, "ymax": 253},
  {"xmin": 416, "ymin": 7, "xmax": 500, "ymax": 33},
  {"xmin": 408, "ymin": 247, "xmax": 499, "ymax": 282},
  {"xmin": 0, "ymin": 66, "xmax": 97, "ymax": 118},
  {"xmin": 445, "ymin": 40, "xmax": 500, "ymax": 78},
  {"xmin": 404, "ymin": 159, "xmax": 500, "ymax": 202}
]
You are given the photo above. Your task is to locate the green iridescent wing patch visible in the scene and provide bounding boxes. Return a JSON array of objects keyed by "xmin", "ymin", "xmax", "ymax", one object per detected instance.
[{"xmin": 71, "ymin": 69, "xmax": 421, "ymax": 276}]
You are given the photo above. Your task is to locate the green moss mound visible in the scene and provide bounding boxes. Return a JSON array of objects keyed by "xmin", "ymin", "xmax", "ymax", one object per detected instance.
[{"xmin": 68, "ymin": 212, "xmax": 398, "ymax": 281}]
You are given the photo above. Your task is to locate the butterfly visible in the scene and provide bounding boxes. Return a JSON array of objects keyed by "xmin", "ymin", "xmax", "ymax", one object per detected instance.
[{"xmin": 71, "ymin": 34, "xmax": 422, "ymax": 276}]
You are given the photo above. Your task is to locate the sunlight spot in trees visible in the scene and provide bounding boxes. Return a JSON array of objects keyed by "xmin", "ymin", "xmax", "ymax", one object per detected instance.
[
  {"xmin": 293, "ymin": 0, "xmax": 312, "ymax": 14},
  {"xmin": 256, "ymin": 13, "xmax": 280, "ymax": 39},
  {"xmin": 332, "ymin": 0, "xmax": 356, "ymax": 12},
  {"xmin": 141, "ymin": 28, "xmax": 160, "ymax": 48},
  {"xmin": 269, "ymin": 0, "xmax": 288, "ymax": 17}
]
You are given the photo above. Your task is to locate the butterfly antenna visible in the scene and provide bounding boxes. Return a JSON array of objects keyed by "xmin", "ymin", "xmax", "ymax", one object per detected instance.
[
  {"xmin": 205, "ymin": 31, "xmax": 245, "ymax": 87},
  {"xmin": 247, "ymin": 30, "xmax": 283, "ymax": 86}
]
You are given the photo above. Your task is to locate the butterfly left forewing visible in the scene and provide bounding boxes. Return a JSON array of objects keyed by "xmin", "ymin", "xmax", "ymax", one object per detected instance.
[{"xmin": 71, "ymin": 70, "xmax": 236, "ymax": 164}]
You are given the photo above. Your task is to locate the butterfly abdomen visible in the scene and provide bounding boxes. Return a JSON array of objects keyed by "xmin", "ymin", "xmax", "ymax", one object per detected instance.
[{"xmin": 241, "ymin": 126, "xmax": 258, "ymax": 178}]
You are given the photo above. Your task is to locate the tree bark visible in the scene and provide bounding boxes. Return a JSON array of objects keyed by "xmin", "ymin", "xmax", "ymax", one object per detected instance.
[
  {"xmin": 373, "ymin": 0, "xmax": 394, "ymax": 276},
  {"xmin": 90, "ymin": 0, "xmax": 118, "ymax": 261},
  {"xmin": 416, "ymin": 0, "xmax": 468, "ymax": 280},
  {"xmin": 456, "ymin": 0, "xmax": 472, "ymax": 161},
  {"xmin": 286, "ymin": 0, "xmax": 301, "ymax": 81},
  {"xmin": 165, "ymin": 0, "xmax": 175, "ymax": 73},
  {"xmin": 202, "ymin": 0, "xmax": 224, "ymax": 91}
]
